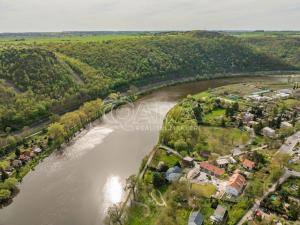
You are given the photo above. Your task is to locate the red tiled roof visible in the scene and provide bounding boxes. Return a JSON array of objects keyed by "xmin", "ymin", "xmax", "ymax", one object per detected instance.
[
  {"xmin": 227, "ymin": 173, "xmax": 246, "ymax": 193},
  {"xmin": 243, "ymin": 159, "xmax": 255, "ymax": 169},
  {"xmin": 199, "ymin": 161, "xmax": 225, "ymax": 176}
]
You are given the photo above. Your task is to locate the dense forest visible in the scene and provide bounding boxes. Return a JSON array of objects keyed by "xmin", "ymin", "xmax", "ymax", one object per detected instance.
[{"xmin": 0, "ymin": 31, "xmax": 298, "ymax": 133}]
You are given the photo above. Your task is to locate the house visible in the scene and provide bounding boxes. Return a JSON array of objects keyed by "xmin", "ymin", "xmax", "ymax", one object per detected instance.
[
  {"xmin": 199, "ymin": 162, "xmax": 225, "ymax": 177},
  {"xmin": 182, "ymin": 156, "xmax": 194, "ymax": 168},
  {"xmin": 187, "ymin": 167, "xmax": 201, "ymax": 180},
  {"xmin": 262, "ymin": 127, "xmax": 276, "ymax": 138},
  {"xmin": 165, "ymin": 166, "xmax": 182, "ymax": 182},
  {"xmin": 281, "ymin": 121, "xmax": 293, "ymax": 128},
  {"xmin": 210, "ymin": 205, "xmax": 228, "ymax": 224},
  {"xmin": 19, "ymin": 154, "xmax": 30, "ymax": 162},
  {"xmin": 200, "ymin": 151, "xmax": 211, "ymax": 158},
  {"xmin": 277, "ymin": 89, "xmax": 293, "ymax": 95},
  {"xmin": 188, "ymin": 211, "xmax": 204, "ymax": 225},
  {"xmin": 216, "ymin": 158, "xmax": 229, "ymax": 168},
  {"xmin": 23, "ymin": 150, "xmax": 35, "ymax": 158},
  {"xmin": 225, "ymin": 173, "xmax": 246, "ymax": 196},
  {"xmin": 12, "ymin": 159, "xmax": 22, "ymax": 168},
  {"xmin": 243, "ymin": 159, "xmax": 256, "ymax": 170},
  {"xmin": 33, "ymin": 146, "xmax": 42, "ymax": 154},
  {"xmin": 243, "ymin": 112, "xmax": 254, "ymax": 124}
]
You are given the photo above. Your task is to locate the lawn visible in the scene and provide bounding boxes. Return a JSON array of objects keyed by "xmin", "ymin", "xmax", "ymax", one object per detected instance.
[
  {"xmin": 191, "ymin": 184, "xmax": 217, "ymax": 198},
  {"xmin": 201, "ymin": 126, "xmax": 249, "ymax": 155},
  {"xmin": 203, "ymin": 109, "xmax": 225, "ymax": 125},
  {"xmin": 151, "ymin": 149, "xmax": 180, "ymax": 168},
  {"xmin": 0, "ymin": 34, "xmax": 148, "ymax": 44}
]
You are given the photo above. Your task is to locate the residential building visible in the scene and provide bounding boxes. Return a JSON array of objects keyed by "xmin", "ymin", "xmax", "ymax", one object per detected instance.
[
  {"xmin": 243, "ymin": 159, "xmax": 256, "ymax": 170},
  {"xmin": 182, "ymin": 156, "xmax": 194, "ymax": 168},
  {"xmin": 187, "ymin": 167, "xmax": 200, "ymax": 180},
  {"xmin": 262, "ymin": 127, "xmax": 276, "ymax": 138},
  {"xmin": 199, "ymin": 162, "xmax": 225, "ymax": 177},
  {"xmin": 210, "ymin": 205, "xmax": 228, "ymax": 224},
  {"xmin": 12, "ymin": 159, "xmax": 22, "ymax": 168},
  {"xmin": 225, "ymin": 173, "xmax": 246, "ymax": 196},
  {"xmin": 188, "ymin": 211, "xmax": 204, "ymax": 225},
  {"xmin": 281, "ymin": 121, "xmax": 293, "ymax": 128},
  {"xmin": 33, "ymin": 146, "xmax": 42, "ymax": 154},
  {"xmin": 243, "ymin": 112, "xmax": 254, "ymax": 124},
  {"xmin": 216, "ymin": 158, "xmax": 229, "ymax": 168},
  {"xmin": 165, "ymin": 166, "xmax": 182, "ymax": 182}
]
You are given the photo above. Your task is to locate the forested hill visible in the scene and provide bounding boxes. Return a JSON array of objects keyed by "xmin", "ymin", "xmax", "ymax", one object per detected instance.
[{"xmin": 0, "ymin": 31, "xmax": 297, "ymax": 132}]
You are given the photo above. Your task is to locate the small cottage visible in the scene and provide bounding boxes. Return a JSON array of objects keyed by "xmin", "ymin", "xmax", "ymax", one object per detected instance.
[
  {"xmin": 243, "ymin": 159, "xmax": 256, "ymax": 170},
  {"xmin": 165, "ymin": 166, "xmax": 182, "ymax": 182},
  {"xmin": 199, "ymin": 162, "xmax": 225, "ymax": 177},
  {"xmin": 262, "ymin": 127, "xmax": 276, "ymax": 138},
  {"xmin": 188, "ymin": 211, "xmax": 204, "ymax": 225},
  {"xmin": 225, "ymin": 173, "xmax": 246, "ymax": 196},
  {"xmin": 210, "ymin": 205, "xmax": 228, "ymax": 224},
  {"xmin": 182, "ymin": 156, "xmax": 194, "ymax": 168}
]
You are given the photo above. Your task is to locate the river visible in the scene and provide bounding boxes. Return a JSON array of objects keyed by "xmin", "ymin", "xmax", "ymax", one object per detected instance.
[{"xmin": 0, "ymin": 76, "xmax": 291, "ymax": 225}]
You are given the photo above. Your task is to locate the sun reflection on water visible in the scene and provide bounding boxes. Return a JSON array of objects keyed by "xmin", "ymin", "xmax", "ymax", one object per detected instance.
[{"xmin": 103, "ymin": 175, "xmax": 123, "ymax": 212}]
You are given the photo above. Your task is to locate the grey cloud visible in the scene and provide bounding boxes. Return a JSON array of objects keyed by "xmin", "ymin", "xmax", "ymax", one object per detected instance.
[{"xmin": 0, "ymin": 0, "xmax": 299, "ymax": 32}]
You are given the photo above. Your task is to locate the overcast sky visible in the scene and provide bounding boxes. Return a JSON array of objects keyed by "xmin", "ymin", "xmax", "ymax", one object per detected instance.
[{"xmin": 0, "ymin": 0, "xmax": 299, "ymax": 32}]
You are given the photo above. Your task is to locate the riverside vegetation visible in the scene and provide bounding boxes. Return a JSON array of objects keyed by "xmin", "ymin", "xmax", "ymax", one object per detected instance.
[
  {"xmin": 0, "ymin": 31, "xmax": 300, "ymax": 207},
  {"xmin": 123, "ymin": 82, "xmax": 300, "ymax": 225}
]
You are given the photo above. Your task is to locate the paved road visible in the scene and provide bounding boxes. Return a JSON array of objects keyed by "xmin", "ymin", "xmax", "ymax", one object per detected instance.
[
  {"xmin": 279, "ymin": 131, "xmax": 300, "ymax": 155},
  {"xmin": 237, "ymin": 168, "xmax": 300, "ymax": 225},
  {"xmin": 159, "ymin": 144, "xmax": 183, "ymax": 159}
]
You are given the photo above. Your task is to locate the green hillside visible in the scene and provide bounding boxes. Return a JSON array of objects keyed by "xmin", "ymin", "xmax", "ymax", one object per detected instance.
[
  {"xmin": 48, "ymin": 32, "xmax": 293, "ymax": 87},
  {"xmin": 0, "ymin": 31, "xmax": 297, "ymax": 133},
  {"xmin": 239, "ymin": 34, "xmax": 300, "ymax": 67},
  {"xmin": 0, "ymin": 47, "xmax": 80, "ymax": 98}
]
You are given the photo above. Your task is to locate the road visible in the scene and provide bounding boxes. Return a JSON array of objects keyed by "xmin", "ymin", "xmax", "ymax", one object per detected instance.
[
  {"xmin": 237, "ymin": 168, "xmax": 300, "ymax": 225},
  {"xmin": 279, "ymin": 131, "xmax": 300, "ymax": 155},
  {"xmin": 159, "ymin": 144, "xmax": 183, "ymax": 159}
]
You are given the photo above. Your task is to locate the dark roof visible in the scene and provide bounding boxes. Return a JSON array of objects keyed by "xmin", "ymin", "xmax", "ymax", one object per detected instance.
[
  {"xmin": 166, "ymin": 166, "xmax": 181, "ymax": 176},
  {"xmin": 214, "ymin": 205, "xmax": 227, "ymax": 218},
  {"xmin": 165, "ymin": 166, "xmax": 182, "ymax": 182},
  {"xmin": 188, "ymin": 211, "xmax": 204, "ymax": 225}
]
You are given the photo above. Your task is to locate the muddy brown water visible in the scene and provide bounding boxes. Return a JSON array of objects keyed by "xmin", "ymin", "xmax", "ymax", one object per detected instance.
[{"xmin": 0, "ymin": 76, "xmax": 291, "ymax": 225}]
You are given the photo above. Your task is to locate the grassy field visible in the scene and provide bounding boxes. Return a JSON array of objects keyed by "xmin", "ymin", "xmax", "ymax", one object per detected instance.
[
  {"xmin": 191, "ymin": 183, "xmax": 217, "ymax": 198},
  {"xmin": 201, "ymin": 126, "xmax": 249, "ymax": 155},
  {"xmin": 0, "ymin": 34, "xmax": 148, "ymax": 44}
]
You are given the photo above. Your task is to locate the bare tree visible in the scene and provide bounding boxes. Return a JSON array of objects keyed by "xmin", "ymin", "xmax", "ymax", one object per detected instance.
[
  {"xmin": 105, "ymin": 204, "xmax": 123, "ymax": 225},
  {"xmin": 125, "ymin": 175, "xmax": 137, "ymax": 200}
]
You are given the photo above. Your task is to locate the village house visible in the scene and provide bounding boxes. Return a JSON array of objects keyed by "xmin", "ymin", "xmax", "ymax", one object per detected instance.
[
  {"xmin": 199, "ymin": 162, "xmax": 225, "ymax": 177},
  {"xmin": 243, "ymin": 159, "xmax": 256, "ymax": 170},
  {"xmin": 188, "ymin": 211, "xmax": 204, "ymax": 225},
  {"xmin": 281, "ymin": 121, "xmax": 293, "ymax": 128},
  {"xmin": 216, "ymin": 158, "xmax": 229, "ymax": 168},
  {"xmin": 243, "ymin": 112, "xmax": 254, "ymax": 124},
  {"xmin": 182, "ymin": 156, "xmax": 194, "ymax": 168},
  {"xmin": 200, "ymin": 151, "xmax": 211, "ymax": 158},
  {"xmin": 165, "ymin": 166, "xmax": 182, "ymax": 182},
  {"xmin": 262, "ymin": 127, "xmax": 276, "ymax": 138},
  {"xmin": 210, "ymin": 205, "xmax": 228, "ymax": 224},
  {"xmin": 277, "ymin": 89, "xmax": 294, "ymax": 95},
  {"xmin": 12, "ymin": 159, "xmax": 22, "ymax": 168},
  {"xmin": 187, "ymin": 167, "xmax": 201, "ymax": 180},
  {"xmin": 33, "ymin": 146, "xmax": 42, "ymax": 154},
  {"xmin": 19, "ymin": 154, "xmax": 30, "ymax": 163},
  {"xmin": 225, "ymin": 173, "xmax": 246, "ymax": 196}
]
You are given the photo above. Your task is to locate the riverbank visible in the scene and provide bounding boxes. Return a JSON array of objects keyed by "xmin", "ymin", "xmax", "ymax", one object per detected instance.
[
  {"xmin": 124, "ymin": 81, "xmax": 300, "ymax": 225},
  {"xmin": 1, "ymin": 74, "xmax": 299, "ymax": 225},
  {"xmin": 1, "ymin": 72, "xmax": 298, "ymax": 207},
  {"xmin": 1, "ymin": 70, "xmax": 299, "ymax": 152}
]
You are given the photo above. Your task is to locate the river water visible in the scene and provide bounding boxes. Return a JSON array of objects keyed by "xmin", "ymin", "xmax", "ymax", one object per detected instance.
[{"xmin": 0, "ymin": 76, "xmax": 290, "ymax": 225}]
